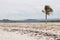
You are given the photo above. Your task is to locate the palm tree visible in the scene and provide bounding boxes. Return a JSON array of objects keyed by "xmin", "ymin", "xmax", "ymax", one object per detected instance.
[{"xmin": 42, "ymin": 5, "xmax": 53, "ymax": 24}]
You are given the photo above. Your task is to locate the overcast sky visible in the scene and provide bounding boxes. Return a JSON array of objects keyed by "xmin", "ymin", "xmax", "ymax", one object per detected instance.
[{"xmin": 0, "ymin": 0, "xmax": 60, "ymax": 20}]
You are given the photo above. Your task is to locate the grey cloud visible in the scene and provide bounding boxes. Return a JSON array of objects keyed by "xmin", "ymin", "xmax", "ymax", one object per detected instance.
[{"xmin": 0, "ymin": 0, "xmax": 60, "ymax": 20}]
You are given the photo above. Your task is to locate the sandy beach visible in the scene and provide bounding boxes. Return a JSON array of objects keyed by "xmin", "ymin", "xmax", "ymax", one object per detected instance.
[{"xmin": 0, "ymin": 23, "xmax": 60, "ymax": 40}]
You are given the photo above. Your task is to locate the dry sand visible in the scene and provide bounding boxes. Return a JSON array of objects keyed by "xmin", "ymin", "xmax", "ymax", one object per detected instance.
[{"xmin": 0, "ymin": 23, "xmax": 60, "ymax": 40}]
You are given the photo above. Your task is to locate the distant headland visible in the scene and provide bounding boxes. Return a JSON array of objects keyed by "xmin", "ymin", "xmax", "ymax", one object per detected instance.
[{"xmin": 0, "ymin": 19, "xmax": 60, "ymax": 23}]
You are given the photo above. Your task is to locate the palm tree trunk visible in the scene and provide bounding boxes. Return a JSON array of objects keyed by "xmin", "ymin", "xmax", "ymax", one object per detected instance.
[{"xmin": 45, "ymin": 13, "xmax": 47, "ymax": 24}]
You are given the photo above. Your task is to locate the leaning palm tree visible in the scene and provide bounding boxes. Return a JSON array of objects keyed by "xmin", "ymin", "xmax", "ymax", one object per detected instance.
[{"xmin": 42, "ymin": 5, "xmax": 53, "ymax": 24}]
